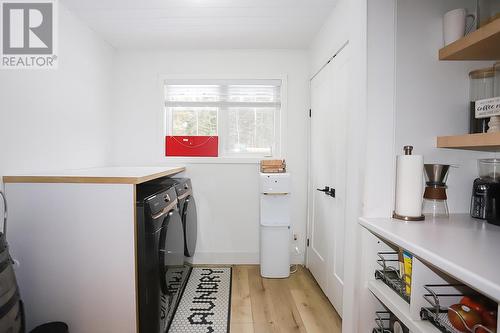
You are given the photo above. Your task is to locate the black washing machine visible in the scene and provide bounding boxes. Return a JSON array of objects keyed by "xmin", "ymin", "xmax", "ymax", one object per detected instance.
[
  {"xmin": 136, "ymin": 184, "xmax": 190, "ymax": 333},
  {"xmin": 153, "ymin": 178, "xmax": 197, "ymax": 258}
]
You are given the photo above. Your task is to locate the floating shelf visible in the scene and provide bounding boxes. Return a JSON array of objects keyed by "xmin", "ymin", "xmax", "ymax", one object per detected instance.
[
  {"xmin": 439, "ymin": 18, "xmax": 500, "ymax": 60},
  {"xmin": 437, "ymin": 132, "xmax": 500, "ymax": 151}
]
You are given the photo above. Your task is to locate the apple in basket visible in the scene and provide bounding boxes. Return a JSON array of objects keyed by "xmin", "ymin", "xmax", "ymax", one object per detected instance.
[{"xmin": 448, "ymin": 304, "xmax": 482, "ymax": 332}]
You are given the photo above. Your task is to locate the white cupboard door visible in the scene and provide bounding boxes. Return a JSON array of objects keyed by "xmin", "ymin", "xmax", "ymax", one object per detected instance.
[
  {"xmin": 308, "ymin": 62, "xmax": 335, "ymax": 296},
  {"xmin": 307, "ymin": 45, "xmax": 350, "ymax": 317}
]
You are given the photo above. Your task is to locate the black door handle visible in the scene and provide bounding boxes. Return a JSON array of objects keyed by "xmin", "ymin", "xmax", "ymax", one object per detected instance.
[
  {"xmin": 317, "ymin": 186, "xmax": 330, "ymax": 193},
  {"xmin": 317, "ymin": 186, "xmax": 335, "ymax": 198}
]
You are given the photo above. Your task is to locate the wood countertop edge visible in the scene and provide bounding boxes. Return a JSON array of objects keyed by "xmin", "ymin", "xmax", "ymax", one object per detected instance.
[
  {"xmin": 134, "ymin": 167, "xmax": 186, "ymax": 183},
  {"xmin": 2, "ymin": 167, "xmax": 186, "ymax": 184}
]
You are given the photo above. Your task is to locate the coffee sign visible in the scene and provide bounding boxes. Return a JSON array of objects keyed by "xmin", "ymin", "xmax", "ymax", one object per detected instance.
[{"xmin": 476, "ymin": 97, "xmax": 500, "ymax": 118}]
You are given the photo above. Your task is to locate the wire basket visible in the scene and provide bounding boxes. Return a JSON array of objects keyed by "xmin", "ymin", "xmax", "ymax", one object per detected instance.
[
  {"xmin": 372, "ymin": 311, "xmax": 393, "ymax": 333},
  {"xmin": 374, "ymin": 252, "xmax": 411, "ymax": 303},
  {"xmin": 420, "ymin": 284, "xmax": 495, "ymax": 333}
]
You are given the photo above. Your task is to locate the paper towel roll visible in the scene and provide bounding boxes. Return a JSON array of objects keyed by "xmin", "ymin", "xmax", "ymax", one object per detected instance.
[{"xmin": 395, "ymin": 154, "xmax": 423, "ymax": 217}]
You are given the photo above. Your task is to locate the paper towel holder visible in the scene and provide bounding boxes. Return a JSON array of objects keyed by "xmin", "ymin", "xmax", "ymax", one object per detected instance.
[
  {"xmin": 392, "ymin": 211, "xmax": 425, "ymax": 221},
  {"xmin": 393, "ymin": 145, "xmax": 425, "ymax": 221}
]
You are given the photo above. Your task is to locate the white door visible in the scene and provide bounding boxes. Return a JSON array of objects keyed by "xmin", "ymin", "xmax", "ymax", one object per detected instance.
[{"xmin": 307, "ymin": 45, "xmax": 350, "ymax": 317}]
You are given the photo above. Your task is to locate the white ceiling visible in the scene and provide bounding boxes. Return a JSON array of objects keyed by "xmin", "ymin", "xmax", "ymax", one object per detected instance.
[{"xmin": 61, "ymin": 0, "xmax": 337, "ymax": 49}]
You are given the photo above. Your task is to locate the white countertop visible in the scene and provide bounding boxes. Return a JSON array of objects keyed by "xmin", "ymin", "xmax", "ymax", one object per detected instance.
[
  {"xmin": 3, "ymin": 166, "xmax": 186, "ymax": 184},
  {"xmin": 359, "ymin": 214, "xmax": 500, "ymax": 302}
]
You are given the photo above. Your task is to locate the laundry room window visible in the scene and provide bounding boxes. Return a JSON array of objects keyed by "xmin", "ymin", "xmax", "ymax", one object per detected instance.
[{"xmin": 163, "ymin": 79, "xmax": 283, "ymax": 158}]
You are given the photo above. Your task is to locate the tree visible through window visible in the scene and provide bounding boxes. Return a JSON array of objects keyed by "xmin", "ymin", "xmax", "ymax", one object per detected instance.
[
  {"xmin": 164, "ymin": 80, "xmax": 282, "ymax": 157},
  {"xmin": 171, "ymin": 107, "xmax": 217, "ymax": 136}
]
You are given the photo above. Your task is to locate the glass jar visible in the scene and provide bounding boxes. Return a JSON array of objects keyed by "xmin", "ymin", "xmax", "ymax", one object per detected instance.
[
  {"xmin": 469, "ymin": 67, "xmax": 495, "ymax": 133},
  {"xmin": 422, "ymin": 197, "xmax": 449, "ymax": 219},
  {"xmin": 478, "ymin": 158, "xmax": 500, "ymax": 181},
  {"xmin": 476, "ymin": 0, "xmax": 500, "ymax": 28}
]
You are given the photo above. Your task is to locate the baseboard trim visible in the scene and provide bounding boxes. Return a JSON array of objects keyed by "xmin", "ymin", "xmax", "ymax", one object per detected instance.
[
  {"xmin": 192, "ymin": 252, "xmax": 259, "ymax": 265},
  {"xmin": 191, "ymin": 252, "xmax": 304, "ymax": 265}
]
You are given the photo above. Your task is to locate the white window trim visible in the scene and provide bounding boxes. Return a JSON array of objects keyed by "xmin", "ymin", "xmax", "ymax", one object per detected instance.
[{"xmin": 158, "ymin": 74, "xmax": 288, "ymax": 163}]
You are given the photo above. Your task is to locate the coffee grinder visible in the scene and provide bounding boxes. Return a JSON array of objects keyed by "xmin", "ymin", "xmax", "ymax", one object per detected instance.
[
  {"xmin": 471, "ymin": 159, "xmax": 500, "ymax": 225},
  {"xmin": 422, "ymin": 164, "xmax": 450, "ymax": 218}
]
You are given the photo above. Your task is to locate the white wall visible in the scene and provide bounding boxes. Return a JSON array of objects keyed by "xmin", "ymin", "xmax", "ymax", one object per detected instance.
[
  {"xmin": 310, "ymin": 0, "xmax": 351, "ymax": 73},
  {"xmin": 358, "ymin": 1, "xmax": 399, "ymax": 330},
  {"xmin": 110, "ymin": 50, "xmax": 310, "ymax": 264},
  {"xmin": 395, "ymin": 0, "xmax": 493, "ymax": 213},
  {"xmin": 0, "ymin": 5, "xmax": 115, "ymax": 327},
  {"xmin": 363, "ymin": 0, "xmax": 398, "ymax": 219},
  {"xmin": 309, "ymin": 0, "xmax": 367, "ymax": 331},
  {"xmin": 0, "ymin": 5, "xmax": 114, "ymax": 183}
]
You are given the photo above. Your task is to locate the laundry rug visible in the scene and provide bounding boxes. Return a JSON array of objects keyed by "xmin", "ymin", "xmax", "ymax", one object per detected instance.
[{"xmin": 168, "ymin": 267, "xmax": 232, "ymax": 333}]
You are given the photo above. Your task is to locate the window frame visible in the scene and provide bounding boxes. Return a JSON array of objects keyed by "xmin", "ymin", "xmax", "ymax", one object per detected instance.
[{"xmin": 159, "ymin": 75, "xmax": 287, "ymax": 162}]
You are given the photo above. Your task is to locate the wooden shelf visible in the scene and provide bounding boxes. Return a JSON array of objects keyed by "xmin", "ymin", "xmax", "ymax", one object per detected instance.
[
  {"xmin": 437, "ymin": 132, "xmax": 500, "ymax": 151},
  {"xmin": 439, "ymin": 18, "xmax": 500, "ymax": 60}
]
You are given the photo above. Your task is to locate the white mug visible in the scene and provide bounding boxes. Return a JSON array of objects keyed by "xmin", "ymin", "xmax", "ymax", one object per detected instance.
[{"xmin": 443, "ymin": 8, "xmax": 476, "ymax": 46}]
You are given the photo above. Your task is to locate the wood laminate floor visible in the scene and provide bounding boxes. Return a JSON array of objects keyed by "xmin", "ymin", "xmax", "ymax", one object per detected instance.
[{"xmin": 230, "ymin": 265, "xmax": 342, "ymax": 333}]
